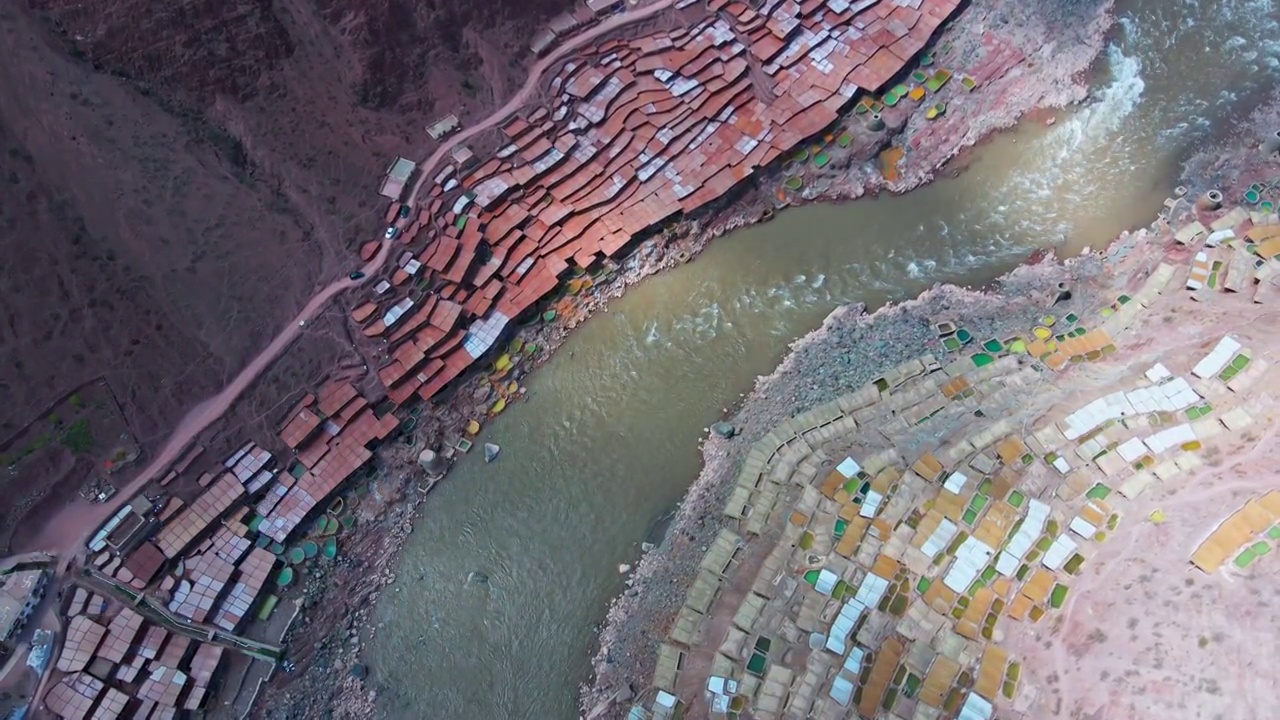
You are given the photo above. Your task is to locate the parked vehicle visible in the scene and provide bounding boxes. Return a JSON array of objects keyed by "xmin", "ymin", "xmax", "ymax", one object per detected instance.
[
  {"xmin": 348, "ymin": 271, "xmax": 365, "ymax": 280},
  {"xmin": 398, "ymin": 205, "xmax": 412, "ymax": 219},
  {"xmin": 384, "ymin": 226, "xmax": 400, "ymax": 240}
]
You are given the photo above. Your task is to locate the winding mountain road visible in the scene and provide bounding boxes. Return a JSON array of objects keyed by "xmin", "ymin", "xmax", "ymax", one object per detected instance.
[
  {"xmin": 21, "ymin": 0, "xmax": 681, "ymax": 562},
  {"xmin": 406, "ymin": 0, "xmax": 681, "ymax": 205}
]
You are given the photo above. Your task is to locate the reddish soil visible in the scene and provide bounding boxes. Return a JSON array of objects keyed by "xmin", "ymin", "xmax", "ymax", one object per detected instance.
[
  {"xmin": 0, "ymin": 380, "xmax": 140, "ymax": 553},
  {"xmin": 0, "ymin": 0, "xmax": 577, "ymax": 513}
]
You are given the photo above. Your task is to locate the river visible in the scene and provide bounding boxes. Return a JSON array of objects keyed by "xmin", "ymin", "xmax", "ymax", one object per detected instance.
[{"xmin": 367, "ymin": 0, "xmax": 1280, "ymax": 716}]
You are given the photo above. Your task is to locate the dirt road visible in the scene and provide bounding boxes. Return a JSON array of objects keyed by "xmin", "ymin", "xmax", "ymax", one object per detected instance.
[
  {"xmin": 20, "ymin": 0, "xmax": 681, "ymax": 562},
  {"xmin": 17, "ymin": 238, "xmax": 394, "ymax": 559},
  {"xmin": 406, "ymin": 0, "xmax": 681, "ymax": 205}
]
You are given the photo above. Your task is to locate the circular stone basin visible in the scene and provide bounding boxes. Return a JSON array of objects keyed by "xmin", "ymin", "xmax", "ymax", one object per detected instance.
[
  {"xmin": 982, "ymin": 339, "xmax": 1004, "ymax": 354},
  {"xmin": 301, "ymin": 541, "xmax": 319, "ymax": 559},
  {"xmin": 955, "ymin": 328, "xmax": 973, "ymax": 343},
  {"xmin": 277, "ymin": 567, "xmax": 294, "ymax": 587},
  {"xmin": 288, "ymin": 548, "xmax": 306, "ymax": 565},
  {"xmin": 971, "ymin": 353, "xmax": 995, "ymax": 367},
  {"xmin": 1008, "ymin": 339, "xmax": 1028, "ymax": 354},
  {"xmin": 1033, "ymin": 326, "xmax": 1052, "ymax": 340},
  {"xmin": 1263, "ymin": 201, "xmax": 1275, "ymax": 213},
  {"xmin": 1041, "ymin": 315, "xmax": 1056, "ymax": 327},
  {"xmin": 542, "ymin": 310, "xmax": 557, "ymax": 322},
  {"xmin": 1244, "ymin": 189, "xmax": 1260, "ymax": 204},
  {"xmin": 783, "ymin": 177, "xmax": 804, "ymax": 190},
  {"xmin": 322, "ymin": 537, "xmax": 338, "ymax": 560}
]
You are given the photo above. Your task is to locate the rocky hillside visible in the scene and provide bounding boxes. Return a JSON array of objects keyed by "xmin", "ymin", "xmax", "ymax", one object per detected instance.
[
  {"xmin": 0, "ymin": 0, "xmax": 572, "ymax": 450},
  {"xmin": 31, "ymin": 0, "xmax": 575, "ymax": 112}
]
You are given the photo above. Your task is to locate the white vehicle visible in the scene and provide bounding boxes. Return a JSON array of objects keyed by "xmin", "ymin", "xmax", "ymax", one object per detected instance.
[{"xmin": 384, "ymin": 226, "xmax": 400, "ymax": 240}]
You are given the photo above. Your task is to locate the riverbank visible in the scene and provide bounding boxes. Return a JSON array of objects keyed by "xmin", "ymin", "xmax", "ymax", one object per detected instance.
[
  {"xmin": 255, "ymin": 0, "xmax": 1121, "ymax": 715},
  {"xmin": 579, "ymin": 94, "xmax": 1280, "ymax": 719}
]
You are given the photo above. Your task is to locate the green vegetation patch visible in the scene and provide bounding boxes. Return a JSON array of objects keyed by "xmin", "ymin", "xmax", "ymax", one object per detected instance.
[
  {"xmin": 1049, "ymin": 584, "xmax": 1069, "ymax": 609},
  {"xmin": 60, "ymin": 419, "xmax": 95, "ymax": 454},
  {"xmin": 1008, "ymin": 489, "xmax": 1025, "ymax": 508},
  {"xmin": 980, "ymin": 565, "xmax": 997, "ymax": 583},
  {"xmin": 837, "ymin": 133, "xmax": 853, "ymax": 148},
  {"xmin": 916, "ymin": 577, "xmax": 932, "ymax": 594},
  {"xmin": 1267, "ymin": 524, "xmax": 1280, "ymax": 541},
  {"xmin": 813, "ymin": 152, "xmax": 831, "ymax": 168},
  {"xmin": 783, "ymin": 176, "xmax": 804, "ymax": 191}
]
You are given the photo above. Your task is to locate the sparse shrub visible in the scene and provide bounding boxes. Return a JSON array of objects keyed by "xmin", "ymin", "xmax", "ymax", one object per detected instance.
[{"xmin": 61, "ymin": 419, "xmax": 94, "ymax": 454}]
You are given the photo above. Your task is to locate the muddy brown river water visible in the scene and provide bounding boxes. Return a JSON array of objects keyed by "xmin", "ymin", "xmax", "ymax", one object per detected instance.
[{"xmin": 368, "ymin": 0, "xmax": 1280, "ymax": 716}]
